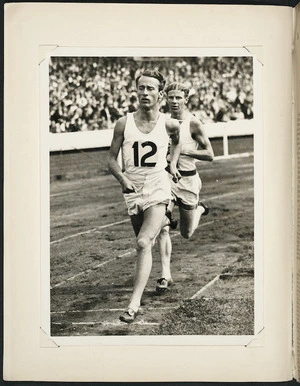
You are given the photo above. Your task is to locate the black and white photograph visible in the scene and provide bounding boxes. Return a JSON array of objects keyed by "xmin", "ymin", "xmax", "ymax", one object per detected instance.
[
  {"xmin": 41, "ymin": 48, "xmax": 262, "ymax": 342},
  {"xmin": 6, "ymin": 2, "xmax": 296, "ymax": 382}
]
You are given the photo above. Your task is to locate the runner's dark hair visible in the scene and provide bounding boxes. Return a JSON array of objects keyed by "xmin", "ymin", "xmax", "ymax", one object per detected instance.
[{"xmin": 136, "ymin": 70, "xmax": 166, "ymax": 91}]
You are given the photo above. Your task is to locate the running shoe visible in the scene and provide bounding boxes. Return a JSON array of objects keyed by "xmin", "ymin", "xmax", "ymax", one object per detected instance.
[
  {"xmin": 119, "ymin": 308, "xmax": 139, "ymax": 323},
  {"xmin": 166, "ymin": 210, "xmax": 178, "ymax": 229},
  {"xmin": 156, "ymin": 277, "xmax": 174, "ymax": 293},
  {"xmin": 199, "ymin": 202, "xmax": 209, "ymax": 216}
]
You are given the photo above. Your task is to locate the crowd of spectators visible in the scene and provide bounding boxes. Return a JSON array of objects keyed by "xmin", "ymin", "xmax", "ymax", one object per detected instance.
[{"xmin": 49, "ymin": 56, "xmax": 253, "ymax": 133}]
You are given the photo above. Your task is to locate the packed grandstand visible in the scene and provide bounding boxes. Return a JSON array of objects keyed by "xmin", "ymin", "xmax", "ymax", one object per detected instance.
[{"xmin": 49, "ymin": 56, "xmax": 253, "ymax": 133}]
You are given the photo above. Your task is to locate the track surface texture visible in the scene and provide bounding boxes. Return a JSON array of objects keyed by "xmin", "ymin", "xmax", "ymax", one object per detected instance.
[{"xmin": 50, "ymin": 153, "xmax": 254, "ymax": 336}]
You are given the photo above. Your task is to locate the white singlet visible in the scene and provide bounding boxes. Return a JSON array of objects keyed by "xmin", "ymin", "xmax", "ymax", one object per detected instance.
[
  {"xmin": 171, "ymin": 113, "xmax": 202, "ymax": 209},
  {"xmin": 122, "ymin": 112, "xmax": 172, "ymax": 215},
  {"xmin": 177, "ymin": 113, "xmax": 198, "ymax": 171},
  {"xmin": 122, "ymin": 112, "xmax": 170, "ymax": 183}
]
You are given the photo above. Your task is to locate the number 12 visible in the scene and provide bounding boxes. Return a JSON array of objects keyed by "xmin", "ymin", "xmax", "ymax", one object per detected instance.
[{"xmin": 132, "ymin": 141, "xmax": 157, "ymax": 167}]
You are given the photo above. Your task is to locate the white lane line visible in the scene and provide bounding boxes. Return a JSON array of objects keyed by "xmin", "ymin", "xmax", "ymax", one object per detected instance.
[
  {"xmin": 51, "ymin": 228, "xmax": 97, "ymax": 245},
  {"xmin": 237, "ymin": 163, "xmax": 254, "ymax": 169},
  {"xmin": 118, "ymin": 249, "xmax": 136, "ymax": 257},
  {"xmin": 51, "ymin": 306, "xmax": 177, "ymax": 315},
  {"xmin": 51, "ymin": 188, "xmax": 253, "ymax": 245},
  {"xmin": 50, "ymin": 218, "xmax": 130, "ymax": 245},
  {"xmin": 51, "ymin": 258, "xmax": 116, "ymax": 289},
  {"xmin": 50, "ymin": 216, "xmax": 230, "ymax": 290},
  {"xmin": 190, "ymin": 275, "xmax": 220, "ymax": 299},
  {"xmin": 170, "ymin": 209, "xmax": 247, "ymax": 242},
  {"xmin": 207, "ymin": 188, "xmax": 253, "ymax": 202},
  {"xmin": 73, "ymin": 321, "xmax": 160, "ymax": 326},
  {"xmin": 51, "ymin": 247, "xmax": 137, "ymax": 289},
  {"xmin": 52, "ymin": 321, "xmax": 160, "ymax": 326},
  {"xmin": 51, "ymin": 208, "xmax": 251, "ymax": 289}
]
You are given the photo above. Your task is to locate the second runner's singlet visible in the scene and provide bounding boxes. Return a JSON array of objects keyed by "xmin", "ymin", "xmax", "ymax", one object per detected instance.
[{"xmin": 177, "ymin": 113, "xmax": 198, "ymax": 171}]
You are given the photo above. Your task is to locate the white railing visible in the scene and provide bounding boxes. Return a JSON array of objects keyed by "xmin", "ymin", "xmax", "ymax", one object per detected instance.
[{"xmin": 49, "ymin": 119, "xmax": 254, "ymax": 157}]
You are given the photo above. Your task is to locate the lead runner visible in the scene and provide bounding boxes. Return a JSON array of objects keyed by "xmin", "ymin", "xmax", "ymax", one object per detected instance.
[{"xmin": 107, "ymin": 70, "xmax": 181, "ymax": 323}]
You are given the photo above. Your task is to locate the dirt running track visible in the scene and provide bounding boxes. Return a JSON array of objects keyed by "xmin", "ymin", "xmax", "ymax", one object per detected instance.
[{"xmin": 49, "ymin": 155, "xmax": 254, "ymax": 336}]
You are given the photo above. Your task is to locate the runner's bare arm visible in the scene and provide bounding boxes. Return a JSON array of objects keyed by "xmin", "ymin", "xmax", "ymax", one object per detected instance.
[
  {"xmin": 107, "ymin": 117, "xmax": 137, "ymax": 193},
  {"xmin": 183, "ymin": 118, "xmax": 214, "ymax": 162},
  {"xmin": 166, "ymin": 118, "xmax": 181, "ymax": 182}
]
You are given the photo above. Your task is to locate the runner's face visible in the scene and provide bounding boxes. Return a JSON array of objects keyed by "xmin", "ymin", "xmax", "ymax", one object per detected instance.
[
  {"xmin": 167, "ymin": 90, "xmax": 187, "ymax": 114},
  {"xmin": 137, "ymin": 76, "xmax": 162, "ymax": 109}
]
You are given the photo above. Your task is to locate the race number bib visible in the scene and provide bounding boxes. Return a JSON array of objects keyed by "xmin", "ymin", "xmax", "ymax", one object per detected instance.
[{"xmin": 132, "ymin": 141, "xmax": 158, "ymax": 167}]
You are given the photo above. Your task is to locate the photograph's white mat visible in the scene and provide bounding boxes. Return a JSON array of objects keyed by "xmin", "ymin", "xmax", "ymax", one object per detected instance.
[{"xmin": 4, "ymin": 3, "xmax": 293, "ymax": 382}]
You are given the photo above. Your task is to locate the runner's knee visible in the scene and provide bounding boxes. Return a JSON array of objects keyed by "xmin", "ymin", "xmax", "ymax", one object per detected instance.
[
  {"xmin": 136, "ymin": 235, "xmax": 153, "ymax": 251},
  {"xmin": 158, "ymin": 227, "xmax": 169, "ymax": 240}
]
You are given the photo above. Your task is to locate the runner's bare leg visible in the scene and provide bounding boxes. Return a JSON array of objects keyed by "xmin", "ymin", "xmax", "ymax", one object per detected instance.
[
  {"xmin": 128, "ymin": 204, "xmax": 166, "ymax": 312},
  {"xmin": 157, "ymin": 227, "xmax": 172, "ymax": 280}
]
